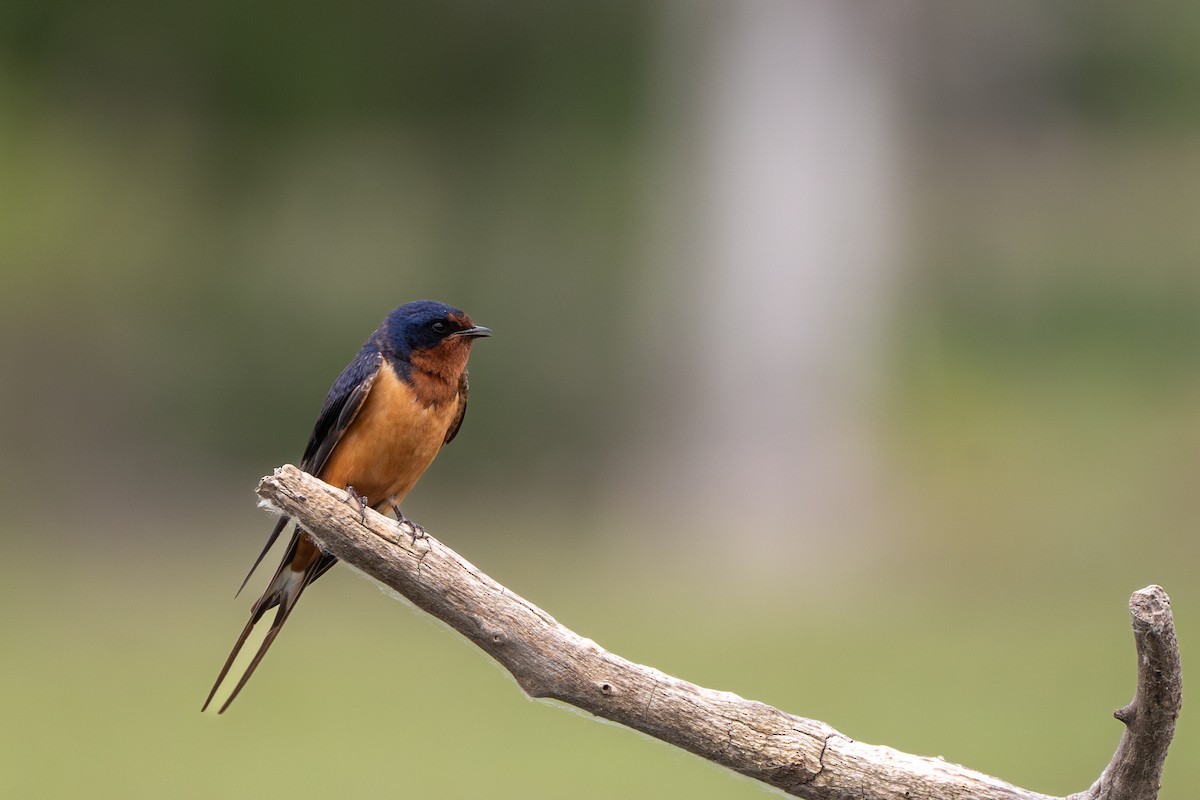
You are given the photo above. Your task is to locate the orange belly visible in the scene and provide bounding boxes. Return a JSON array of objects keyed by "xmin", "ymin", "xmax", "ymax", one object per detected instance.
[{"xmin": 318, "ymin": 361, "xmax": 460, "ymax": 507}]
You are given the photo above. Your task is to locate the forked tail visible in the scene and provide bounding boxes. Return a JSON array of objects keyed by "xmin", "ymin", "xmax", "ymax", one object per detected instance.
[{"xmin": 202, "ymin": 530, "xmax": 331, "ymax": 713}]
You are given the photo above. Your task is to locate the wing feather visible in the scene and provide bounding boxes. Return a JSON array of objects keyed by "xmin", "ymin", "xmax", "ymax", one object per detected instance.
[
  {"xmin": 236, "ymin": 345, "xmax": 381, "ymax": 594},
  {"xmin": 301, "ymin": 346, "xmax": 383, "ymax": 475}
]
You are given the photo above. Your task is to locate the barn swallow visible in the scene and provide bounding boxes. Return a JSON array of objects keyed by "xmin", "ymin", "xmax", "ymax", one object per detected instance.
[{"xmin": 202, "ymin": 300, "xmax": 490, "ymax": 713}]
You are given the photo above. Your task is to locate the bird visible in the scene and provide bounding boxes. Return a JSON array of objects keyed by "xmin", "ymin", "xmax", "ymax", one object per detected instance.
[{"xmin": 202, "ymin": 300, "xmax": 491, "ymax": 713}]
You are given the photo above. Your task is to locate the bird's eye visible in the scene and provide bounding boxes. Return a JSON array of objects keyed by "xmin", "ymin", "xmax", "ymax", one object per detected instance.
[{"xmin": 431, "ymin": 321, "xmax": 448, "ymax": 334}]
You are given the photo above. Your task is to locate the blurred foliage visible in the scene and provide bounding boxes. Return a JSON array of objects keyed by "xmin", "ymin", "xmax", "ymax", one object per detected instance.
[
  {"xmin": 0, "ymin": 0, "xmax": 647, "ymax": 131},
  {"xmin": 1061, "ymin": 4, "xmax": 1200, "ymax": 127},
  {"xmin": 0, "ymin": 0, "xmax": 650, "ymax": 499},
  {"xmin": 0, "ymin": 2, "xmax": 1197, "ymax": 798}
]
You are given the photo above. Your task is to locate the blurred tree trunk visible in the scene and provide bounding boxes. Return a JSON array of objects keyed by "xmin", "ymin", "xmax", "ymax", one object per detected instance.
[{"xmin": 630, "ymin": 1, "xmax": 907, "ymax": 551}]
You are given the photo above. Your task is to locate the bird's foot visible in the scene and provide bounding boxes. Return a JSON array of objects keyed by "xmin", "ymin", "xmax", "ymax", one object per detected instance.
[
  {"xmin": 344, "ymin": 486, "xmax": 369, "ymax": 525},
  {"xmin": 391, "ymin": 503, "xmax": 427, "ymax": 543}
]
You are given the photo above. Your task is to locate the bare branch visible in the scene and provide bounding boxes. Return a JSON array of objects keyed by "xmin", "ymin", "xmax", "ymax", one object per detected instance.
[
  {"xmin": 256, "ymin": 465, "xmax": 1180, "ymax": 800},
  {"xmin": 1068, "ymin": 586, "xmax": 1182, "ymax": 800}
]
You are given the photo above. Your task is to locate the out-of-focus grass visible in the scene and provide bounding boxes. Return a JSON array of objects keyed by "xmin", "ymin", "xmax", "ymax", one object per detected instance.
[
  {"xmin": 2, "ymin": 530, "xmax": 766, "ymax": 800},
  {"xmin": 878, "ymin": 321, "xmax": 1198, "ymax": 797},
  {"xmin": 2, "ymin": 465, "xmax": 1194, "ymax": 800}
]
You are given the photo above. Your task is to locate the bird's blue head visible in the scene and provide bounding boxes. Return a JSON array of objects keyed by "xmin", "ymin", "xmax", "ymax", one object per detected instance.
[{"xmin": 379, "ymin": 300, "xmax": 491, "ymax": 358}]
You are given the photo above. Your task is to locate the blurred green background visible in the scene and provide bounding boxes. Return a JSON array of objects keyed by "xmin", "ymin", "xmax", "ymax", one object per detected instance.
[{"xmin": 1, "ymin": 2, "xmax": 1196, "ymax": 798}]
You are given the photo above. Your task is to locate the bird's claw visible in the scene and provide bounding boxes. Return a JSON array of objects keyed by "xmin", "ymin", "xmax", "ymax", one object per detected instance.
[
  {"xmin": 391, "ymin": 503, "xmax": 428, "ymax": 543},
  {"xmin": 344, "ymin": 486, "xmax": 369, "ymax": 525}
]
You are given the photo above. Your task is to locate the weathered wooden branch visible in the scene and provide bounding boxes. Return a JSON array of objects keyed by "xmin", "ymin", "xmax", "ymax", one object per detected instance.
[
  {"xmin": 1067, "ymin": 585, "xmax": 1181, "ymax": 800},
  {"xmin": 257, "ymin": 465, "xmax": 1181, "ymax": 800}
]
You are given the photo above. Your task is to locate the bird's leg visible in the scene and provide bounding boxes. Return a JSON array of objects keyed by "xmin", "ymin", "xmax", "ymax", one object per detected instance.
[
  {"xmin": 391, "ymin": 502, "xmax": 427, "ymax": 543},
  {"xmin": 344, "ymin": 486, "xmax": 369, "ymax": 525}
]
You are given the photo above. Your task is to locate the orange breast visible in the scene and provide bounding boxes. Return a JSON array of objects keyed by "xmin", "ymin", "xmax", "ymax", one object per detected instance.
[{"xmin": 318, "ymin": 362, "xmax": 461, "ymax": 508}]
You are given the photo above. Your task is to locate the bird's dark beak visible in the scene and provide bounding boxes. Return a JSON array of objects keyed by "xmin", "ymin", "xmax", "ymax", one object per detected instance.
[{"xmin": 451, "ymin": 325, "xmax": 492, "ymax": 339}]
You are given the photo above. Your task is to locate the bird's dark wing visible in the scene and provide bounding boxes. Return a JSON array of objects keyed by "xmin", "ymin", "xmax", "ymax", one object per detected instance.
[
  {"xmin": 443, "ymin": 370, "xmax": 470, "ymax": 445},
  {"xmin": 301, "ymin": 345, "xmax": 384, "ymax": 475},
  {"xmin": 236, "ymin": 345, "xmax": 382, "ymax": 595}
]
